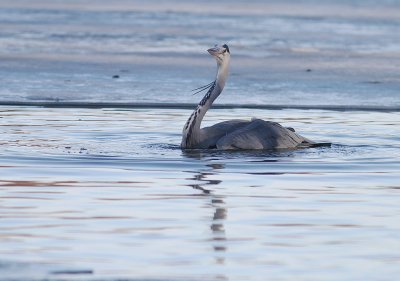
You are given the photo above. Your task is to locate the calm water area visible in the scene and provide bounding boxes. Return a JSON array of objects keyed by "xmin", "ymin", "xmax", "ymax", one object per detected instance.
[
  {"xmin": 1, "ymin": 1, "xmax": 400, "ymax": 280},
  {"xmin": 1, "ymin": 107, "xmax": 399, "ymax": 280}
]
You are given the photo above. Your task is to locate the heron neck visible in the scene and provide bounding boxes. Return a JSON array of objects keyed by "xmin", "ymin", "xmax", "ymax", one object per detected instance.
[
  {"xmin": 182, "ymin": 60, "xmax": 229, "ymax": 148},
  {"xmin": 203, "ymin": 61, "xmax": 229, "ymax": 106}
]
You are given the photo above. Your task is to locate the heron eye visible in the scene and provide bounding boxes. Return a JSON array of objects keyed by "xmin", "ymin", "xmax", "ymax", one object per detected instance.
[{"xmin": 223, "ymin": 49, "xmax": 227, "ymax": 53}]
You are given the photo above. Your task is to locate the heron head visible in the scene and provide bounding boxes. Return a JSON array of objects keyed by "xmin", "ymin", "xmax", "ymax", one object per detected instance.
[{"xmin": 207, "ymin": 44, "xmax": 230, "ymax": 64}]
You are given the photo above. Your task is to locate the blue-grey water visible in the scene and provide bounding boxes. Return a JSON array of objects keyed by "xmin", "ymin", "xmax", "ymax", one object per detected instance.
[
  {"xmin": 1, "ymin": 0, "xmax": 400, "ymax": 107},
  {"xmin": 1, "ymin": 1, "xmax": 400, "ymax": 280}
]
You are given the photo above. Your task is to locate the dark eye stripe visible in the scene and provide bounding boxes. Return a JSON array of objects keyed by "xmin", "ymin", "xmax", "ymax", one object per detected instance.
[{"xmin": 222, "ymin": 44, "xmax": 230, "ymax": 53}]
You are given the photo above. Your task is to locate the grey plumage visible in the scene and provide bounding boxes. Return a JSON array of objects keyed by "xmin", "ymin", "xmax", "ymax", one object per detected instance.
[
  {"xmin": 214, "ymin": 119, "xmax": 312, "ymax": 150},
  {"xmin": 181, "ymin": 44, "xmax": 318, "ymax": 150}
]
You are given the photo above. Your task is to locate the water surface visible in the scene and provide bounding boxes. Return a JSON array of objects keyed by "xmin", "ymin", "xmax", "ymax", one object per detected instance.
[
  {"xmin": 1, "ymin": 107, "xmax": 399, "ymax": 280},
  {"xmin": 1, "ymin": 0, "xmax": 399, "ymax": 107},
  {"xmin": 1, "ymin": 0, "xmax": 400, "ymax": 280}
]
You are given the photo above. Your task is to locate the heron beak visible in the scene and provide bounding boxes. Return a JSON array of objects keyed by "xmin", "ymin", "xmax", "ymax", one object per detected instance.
[{"xmin": 207, "ymin": 46, "xmax": 221, "ymax": 56}]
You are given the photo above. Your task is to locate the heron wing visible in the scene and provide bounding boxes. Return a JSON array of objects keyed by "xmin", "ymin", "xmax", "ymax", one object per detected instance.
[
  {"xmin": 216, "ymin": 119, "xmax": 313, "ymax": 150},
  {"xmin": 198, "ymin": 119, "xmax": 250, "ymax": 148}
]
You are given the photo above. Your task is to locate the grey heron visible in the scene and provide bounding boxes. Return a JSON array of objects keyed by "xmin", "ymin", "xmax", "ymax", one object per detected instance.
[{"xmin": 181, "ymin": 44, "xmax": 318, "ymax": 150}]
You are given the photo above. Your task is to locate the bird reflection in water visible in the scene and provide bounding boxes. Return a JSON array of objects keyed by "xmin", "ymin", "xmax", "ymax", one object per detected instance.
[
  {"xmin": 183, "ymin": 152, "xmax": 228, "ymax": 266},
  {"xmin": 210, "ymin": 197, "xmax": 227, "ymax": 264}
]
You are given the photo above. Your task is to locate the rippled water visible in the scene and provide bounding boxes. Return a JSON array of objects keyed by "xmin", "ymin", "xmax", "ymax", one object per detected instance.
[
  {"xmin": 1, "ymin": 107, "xmax": 400, "ymax": 280},
  {"xmin": 1, "ymin": 0, "xmax": 400, "ymax": 107},
  {"xmin": 1, "ymin": 0, "xmax": 400, "ymax": 280}
]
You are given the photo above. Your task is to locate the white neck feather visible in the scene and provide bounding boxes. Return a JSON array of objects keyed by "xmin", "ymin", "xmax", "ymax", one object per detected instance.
[{"xmin": 181, "ymin": 55, "xmax": 230, "ymax": 148}]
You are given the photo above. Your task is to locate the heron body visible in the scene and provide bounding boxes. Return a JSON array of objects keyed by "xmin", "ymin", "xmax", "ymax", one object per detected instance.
[{"xmin": 181, "ymin": 44, "xmax": 316, "ymax": 150}]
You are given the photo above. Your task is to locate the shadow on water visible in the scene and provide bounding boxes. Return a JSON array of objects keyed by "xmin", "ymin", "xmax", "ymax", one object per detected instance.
[
  {"xmin": 179, "ymin": 143, "xmax": 339, "ymax": 161},
  {"xmin": 181, "ymin": 147, "xmax": 295, "ymax": 160},
  {"xmin": 179, "ymin": 143, "xmax": 395, "ymax": 164}
]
